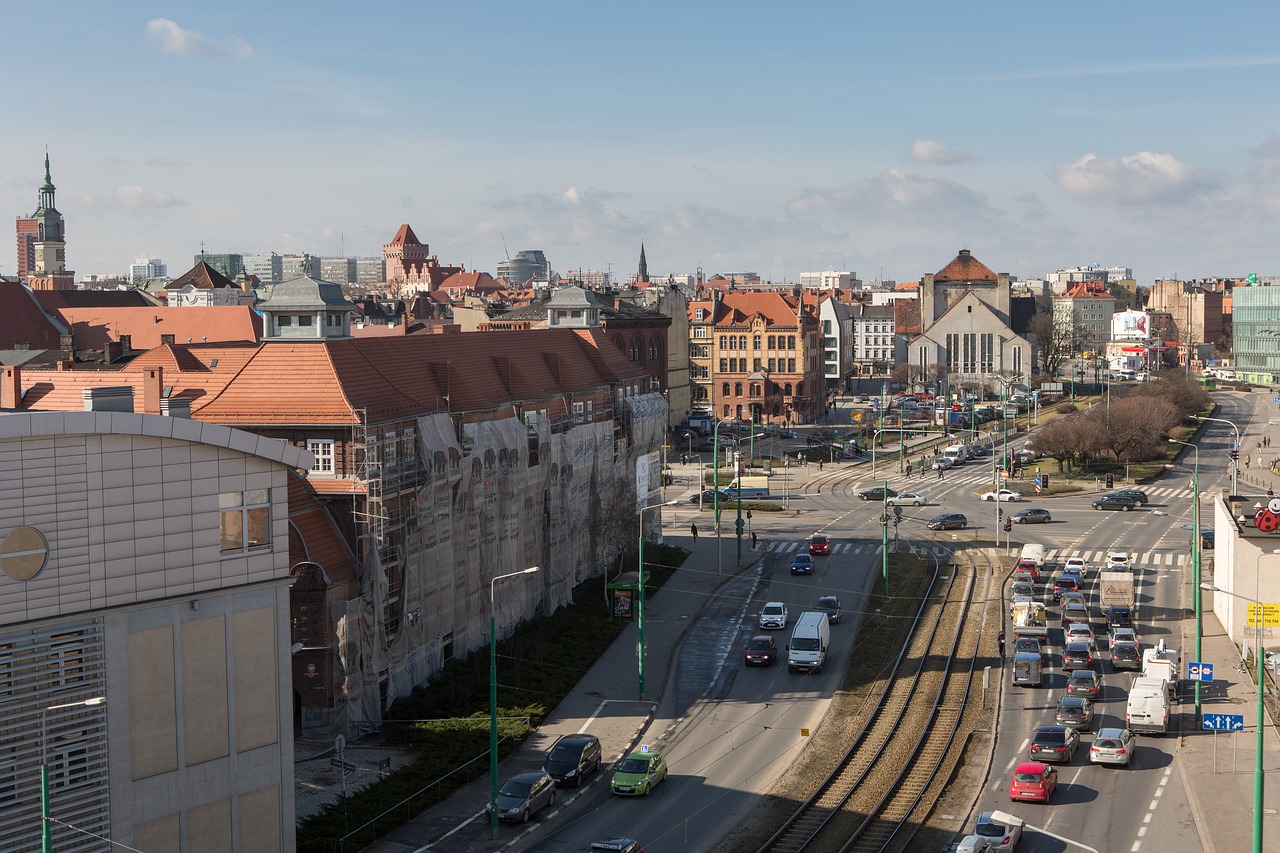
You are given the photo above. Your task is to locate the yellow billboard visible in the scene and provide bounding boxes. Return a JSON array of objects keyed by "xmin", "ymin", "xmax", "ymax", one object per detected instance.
[{"xmin": 1246, "ymin": 602, "xmax": 1280, "ymax": 627}]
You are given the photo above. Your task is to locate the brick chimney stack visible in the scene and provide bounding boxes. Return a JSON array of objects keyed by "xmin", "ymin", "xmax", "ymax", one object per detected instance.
[
  {"xmin": 1, "ymin": 366, "xmax": 21, "ymax": 410},
  {"xmin": 142, "ymin": 366, "xmax": 163, "ymax": 415}
]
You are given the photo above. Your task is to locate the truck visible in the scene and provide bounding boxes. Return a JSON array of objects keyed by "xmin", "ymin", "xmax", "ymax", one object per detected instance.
[
  {"xmin": 1142, "ymin": 641, "xmax": 1180, "ymax": 697},
  {"xmin": 1126, "ymin": 676, "xmax": 1171, "ymax": 734},
  {"xmin": 723, "ymin": 475, "xmax": 770, "ymax": 498},
  {"xmin": 787, "ymin": 611, "xmax": 831, "ymax": 673},
  {"xmin": 1011, "ymin": 601, "xmax": 1048, "ymax": 637},
  {"xmin": 1099, "ymin": 571, "xmax": 1136, "ymax": 608}
]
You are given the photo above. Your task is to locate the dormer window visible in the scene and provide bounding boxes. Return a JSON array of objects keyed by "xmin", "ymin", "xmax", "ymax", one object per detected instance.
[
  {"xmin": 278, "ymin": 316, "xmax": 292, "ymax": 327},
  {"xmin": 299, "ymin": 315, "xmax": 313, "ymax": 326}
]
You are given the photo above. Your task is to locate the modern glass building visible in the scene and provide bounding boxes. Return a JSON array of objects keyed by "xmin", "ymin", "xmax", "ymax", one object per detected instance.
[{"xmin": 1230, "ymin": 283, "xmax": 1280, "ymax": 383}]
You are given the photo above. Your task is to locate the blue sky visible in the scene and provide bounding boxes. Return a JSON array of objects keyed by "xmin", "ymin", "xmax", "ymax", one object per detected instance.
[{"xmin": 4, "ymin": 2, "xmax": 1280, "ymax": 284}]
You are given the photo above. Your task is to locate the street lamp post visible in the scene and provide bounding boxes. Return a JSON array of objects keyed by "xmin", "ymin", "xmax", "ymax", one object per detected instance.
[
  {"xmin": 732, "ymin": 433, "xmax": 763, "ymax": 567},
  {"xmin": 1194, "ymin": 415, "xmax": 1241, "ymax": 495},
  {"xmin": 637, "ymin": 499, "xmax": 676, "ymax": 698},
  {"xmin": 1202, "ymin": 571, "xmax": 1272, "ymax": 853},
  {"xmin": 1170, "ymin": 438, "xmax": 1202, "ymax": 721},
  {"xmin": 41, "ymin": 696, "xmax": 106, "ymax": 852},
  {"xmin": 489, "ymin": 566, "xmax": 539, "ymax": 838}
]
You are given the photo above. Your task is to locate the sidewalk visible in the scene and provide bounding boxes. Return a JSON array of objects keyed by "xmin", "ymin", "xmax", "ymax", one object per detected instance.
[
  {"xmin": 1177, "ymin": 611, "xmax": 1280, "ymax": 853},
  {"xmin": 358, "ymin": 524, "xmax": 767, "ymax": 852}
]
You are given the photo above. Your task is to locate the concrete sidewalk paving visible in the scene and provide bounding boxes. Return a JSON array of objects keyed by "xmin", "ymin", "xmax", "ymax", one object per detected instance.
[{"xmin": 358, "ymin": 527, "xmax": 766, "ymax": 852}]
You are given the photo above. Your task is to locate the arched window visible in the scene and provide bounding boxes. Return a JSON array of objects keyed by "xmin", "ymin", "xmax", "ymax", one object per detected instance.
[
  {"xmin": 722, "ymin": 382, "xmax": 731, "ymax": 398},
  {"xmin": 723, "ymin": 404, "xmax": 731, "ymax": 418},
  {"xmin": 613, "ymin": 336, "xmax": 625, "ymax": 353},
  {"xmin": 734, "ymin": 382, "xmax": 743, "ymax": 396},
  {"xmin": 784, "ymin": 383, "xmax": 793, "ymax": 396},
  {"xmin": 649, "ymin": 337, "xmax": 661, "ymax": 362},
  {"xmin": 629, "ymin": 335, "xmax": 642, "ymax": 362},
  {"xmin": 750, "ymin": 383, "xmax": 760, "ymax": 396}
]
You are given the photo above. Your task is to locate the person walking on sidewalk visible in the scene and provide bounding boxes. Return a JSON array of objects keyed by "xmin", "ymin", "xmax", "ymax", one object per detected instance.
[
  {"xmin": 751, "ymin": 531, "xmax": 758, "ymax": 550},
  {"xmin": 998, "ymin": 631, "xmax": 1006, "ymax": 659},
  {"xmin": 690, "ymin": 522, "xmax": 698, "ymax": 541}
]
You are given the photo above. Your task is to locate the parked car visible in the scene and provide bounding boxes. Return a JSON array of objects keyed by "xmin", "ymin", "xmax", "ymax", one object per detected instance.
[
  {"xmin": 790, "ymin": 554, "xmax": 815, "ymax": 575},
  {"xmin": 1066, "ymin": 668, "xmax": 1102, "ymax": 698},
  {"xmin": 1029, "ymin": 725, "xmax": 1079, "ymax": 762},
  {"xmin": 816, "ymin": 595, "xmax": 842, "ymax": 624},
  {"xmin": 1092, "ymin": 495, "xmax": 1138, "ymax": 511},
  {"xmin": 885, "ymin": 492, "xmax": 929, "ymax": 506},
  {"xmin": 858, "ymin": 486, "xmax": 898, "ymax": 501},
  {"xmin": 972, "ymin": 810, "xmax": 1024, "ymax": 852},
  {"xmin": 1199, "ymin": 529, "xmax": 1216, "ymax": 549},
  {"xmin": 1009, "ymin": 761, "xmax": 1058, "ymax": 803},
  {"xmin": 486, "ymin": 771, "xmax": 556, "ymax": 823},
  {"xmin": 808, "ymin": 534, "xmax": 831, "ymax": 555},
  {"xmin": 1113, "ymin": 488, "xmax": 1149, "ymax": 505},
  {"xmin": 1011, "ymin": 507, "xmax": 1052, "ymax": 524},
  {"xmin": 1063, "ymin": 641, "xmax": 1097, "ymax": 670},
  {"xmin": 543, "ymin": 734, "xmax": 602, "ymax": 787},
  {"xmin": 927, "ymin": 512, "xmax": 968, "ymax": 530},
  {"xmin": 1055, "ymin": 696, "xmax": 1096, "ymax": 730},
  {"xmin": 759, "ymin": 601, "xmax": 788, "ymax": 630},
  {"xmin": 743, "ymin": 634, "xmax": 778, "ymax": 666},
  {"xmin": 981, "ymin": 489, "xmax": 1022, "ymax": 502},
  {"xmin": 1090, "ymin": 727, "xmax": 1137, "ymax": 767},
  {"xmin": 610, "ymin": 748, "xmax": 668, "ymax": 796}
]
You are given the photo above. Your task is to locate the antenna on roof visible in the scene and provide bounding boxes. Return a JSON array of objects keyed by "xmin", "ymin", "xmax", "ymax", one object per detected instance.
[{"xmin": 501, "ymin": 232, "xmax": 510, "ymax": 260}]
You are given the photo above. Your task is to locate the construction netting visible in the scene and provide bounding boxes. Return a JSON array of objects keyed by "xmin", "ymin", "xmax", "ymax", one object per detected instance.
[{"xmin": 334, "ymin": 393, "xmax": 668, "ymax": 728}]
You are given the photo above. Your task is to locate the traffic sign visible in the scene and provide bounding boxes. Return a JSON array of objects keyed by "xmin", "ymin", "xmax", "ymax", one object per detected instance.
[
  {"xmin": 1202, "ymin": 713, "xmax": 1244, "ymax": 731},
  {"xmin": 1187, "ymin": 661, "xmax": 1214, "ymax": 682},
  {"xmin": 1248, "ymin": 273, "xmax": 1259, "ymax": 285}
]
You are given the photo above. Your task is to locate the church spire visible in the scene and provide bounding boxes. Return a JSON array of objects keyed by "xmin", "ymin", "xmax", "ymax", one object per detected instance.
[
  {"xmin": 638, "ymin": 242, "xmax": 649, "ymax": 284},
  {"xmin": 37, "ymin": 152, "xmax": 57, "ymax": 215}
]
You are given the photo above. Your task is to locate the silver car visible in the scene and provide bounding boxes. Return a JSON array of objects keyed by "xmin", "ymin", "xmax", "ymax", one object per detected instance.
[
  {"xmin": 1090, "ymin": 727, "xmax": 1136, "ymax": 767},
  {"xmin": 973, "ymin": 810, "xmax": 1024, "ymax": 852},
  {"xmin": 485, "ymin": 771, "xmax": 556, "ymax": 823}
]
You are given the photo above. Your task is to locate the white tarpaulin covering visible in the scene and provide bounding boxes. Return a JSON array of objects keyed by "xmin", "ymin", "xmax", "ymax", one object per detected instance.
[{"xmin": 333, "ymin": 394, "xmax": 668, "ymax": 727}]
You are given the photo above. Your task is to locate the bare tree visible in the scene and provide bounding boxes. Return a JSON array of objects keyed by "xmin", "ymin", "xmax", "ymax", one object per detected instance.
[
  {"xmin": 1027, "ymin": 313, "xmax": 1079, "ymax": 377},
  {"xmin": 1131, "ymin": 374, "xmax": 1211, "ymax": 418},
  {"xmin": 1091, "ymin": 396, "xmax": 1181, "ymax": 463}
]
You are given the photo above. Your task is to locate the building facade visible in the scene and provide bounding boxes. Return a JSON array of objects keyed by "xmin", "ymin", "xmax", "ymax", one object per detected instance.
[
  {"xmin": 242, "ymin": 254, "xmax": 283, "ymax": 284},
  {"xmin": 1230, "ymin": 283, "xmax": 1280, "ymax": 382},
  {"xmin": 130, "ymin": 257, "xmax": 167, "ymax": 286},
  {"xmin": 194, "ymin": 254, "xmax": 244, "ymax": 282},
  {"xmin": 496, "ymin": 250, "xmax": 550, "ymax": 287},
  {"xmin": 1053, "ymin": 283, "xmax": 1116, "ymax": 356},
  {"xmin": 850, "ymin": 302, "xmax": 895, "ymax": 379},
  {"xmin": 354, "ymin": 257, "xmax": 385, "ymax": 285},
  {"xmin": 0, "ymin": 408, "xmax": 306, "ymax": 851},
  {"xmin": 320, "ymin": 257, "xmax": 356, "ymax": 285},
  {"xmin": 818, "ymin": 297, "xmax": 853, "ymax": 390}
]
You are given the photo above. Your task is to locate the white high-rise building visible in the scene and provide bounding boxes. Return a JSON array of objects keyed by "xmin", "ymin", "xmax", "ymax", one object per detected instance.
[
  {"xmin": 800, "ymin": 270, "xmax": 860, "ymax": 290},
  {"xmin": 129, "ymin": 257, "xmax": 167, "ymax": 285},
  {"xmin": 243, "ymin": 253, "xmax": 283, "ymax": 283}
]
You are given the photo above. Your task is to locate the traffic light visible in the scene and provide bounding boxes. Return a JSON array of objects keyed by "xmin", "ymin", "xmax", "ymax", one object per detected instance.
[
  {"xmin": 1042, "ymin": 474, "xmax": 1050, "ymax": 488},
  {"xmin": 998, "ymin": 507, "xmax": 1004, "ymax": 520},
  {"xmin": 1230, "ymin": 448, "xmax": 1240, "ymax": 462},
  {"xmin": 1106, "ymin": 473, "xmax": 1114, "ymax": 489}
]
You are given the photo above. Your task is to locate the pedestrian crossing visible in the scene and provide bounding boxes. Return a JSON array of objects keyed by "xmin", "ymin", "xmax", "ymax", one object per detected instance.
[
  {"xmin": 892, "ymin": 468, "xmax": 1195, "ymax": 501},
  {"xmin": 774, "ymin": 540, "xmax": 952, "ymax": 558},
  {"xmin": 1044, "ymin": 549, "xmax": 1185, "ymax": 568}
]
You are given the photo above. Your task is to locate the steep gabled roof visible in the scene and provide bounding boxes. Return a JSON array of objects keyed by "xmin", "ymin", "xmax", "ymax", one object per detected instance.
[
  {"xmin": 128, "ymin": 342, "xmax": 210, "ymax": 373},
  {"xmin": 894, "ymin": 297, "xmax": 923, "ymax": 335},
  {"xmin": 0, "ymin": 281, "xmax": 66, "ymax": 349},
  {"xmin": 934, "ymin": 249, "xmax": 998, "ymax": 283},
  {"xmin": 168, "ymin": 260, "xmax": 238, "ymax": 290},
  {"xmin": 387, "ymin": 223, "xmax": 422, "ymax": 246},
  {"xmin": 711, "ymin": 291, "xmax": 808, "ymax": 327}
]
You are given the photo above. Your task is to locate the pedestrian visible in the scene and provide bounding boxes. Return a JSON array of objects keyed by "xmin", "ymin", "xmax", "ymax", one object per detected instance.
[
  {"xmin": 690, "ymin": 522, "xmax": 698, "ymax": 541},
  {"xmin": 751, "ymin": 531, "xmax": 758, "ymax": 550},
  {"xmin": 1246, "ymin": 454, "xmax": 1252, "ymax": 468},
  {"xmin": 904, "ymin": 464, "xmax": 911, "ymax": 480},
  {"xmin": 937, "ymin": 466, "xmax": 944, "ymax": 480},
  {"xmin": 998, "ymin": 631, "xmax": 1006, "ymax": 659}
]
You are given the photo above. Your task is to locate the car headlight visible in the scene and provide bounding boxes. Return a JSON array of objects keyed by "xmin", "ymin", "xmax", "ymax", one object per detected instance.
[
  {"xmin": 506, "ymin": 806, "xmax": 522, "ymax": 815},
  {"xmin": 565, "ymin": 768, "xmax": 577, "ymax": 778}
]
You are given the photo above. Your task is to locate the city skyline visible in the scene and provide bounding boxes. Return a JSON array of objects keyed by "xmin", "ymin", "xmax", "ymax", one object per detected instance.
[{"xmin": 5, "ymin": 3, "xmax": 1280, "ymax": 283}]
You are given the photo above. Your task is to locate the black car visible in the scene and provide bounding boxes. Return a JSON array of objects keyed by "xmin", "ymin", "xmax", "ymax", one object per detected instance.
[
  {"xmin": 543, "ymin": 733, "xmax": 602, "ymax": 787},
  {"xmin": 1106, "ymin": 606, "xmax": 1133, "ymax": 631},
  {"xmin": 1092, "ymin": 495, "xmax": 1138, "ymax": 511},
  {"xmin": 1063, "ymin": 641, "xmax": 1096, "ymax": 670},
  {"xmin": 1029, "ymin": 725, "xmax": 1079, "ymax": 763},
  {"xmin": 816, "ymin": 595, "xmax": 842, "ymax": 624},
  {"xmin": 1111, "ymin": 641, "xmax": 1142, "ymax": 670},
  {"xmin": 858, "ymin": 487, "xmax": 898, "ymax": 501},
  {"xmin": 927, "ymin": 512, "xmax": 967, "ymax": 530},
  {"xmin": 1113, "ymin": 488, "xmax": 1149, "ymax": 505},
  {"xmin": 1198, "ymin": 528, "xmax": 1215, "ymax": 549},
  {"xmin": 1011, "ymin": 508, "xmax": 1052, "ymax": 524},
  {"xmin": 1052, "ymin": 576, "xmax": 1079, "ymax": 602}
]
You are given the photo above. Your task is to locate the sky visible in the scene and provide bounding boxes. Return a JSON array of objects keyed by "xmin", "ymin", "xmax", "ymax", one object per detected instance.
[{"xmin": 4, "ymin": 2, "xmax": 1280, "ymax": 285}]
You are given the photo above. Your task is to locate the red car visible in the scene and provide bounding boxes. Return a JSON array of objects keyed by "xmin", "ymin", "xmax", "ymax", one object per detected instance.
[
  {"xmin": 809, "ymin": 534, "xmax": 831, "ymax": 556},
  {"xmin": 1009, "ymin": 761, "xmax": 1058, "ymax": 803}
]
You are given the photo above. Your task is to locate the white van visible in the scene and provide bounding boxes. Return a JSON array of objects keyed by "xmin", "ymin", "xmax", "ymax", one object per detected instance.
[
  {"xmin": 1126, "ymin": 676, "xmax": 1171, "ymax": 734},
  {"xmin": 787, "ymin": 611, "xmax": 831, "ymax": 673},
  {"xmin": 942, "ymin": 444, "xmax": 969, "ymax": 466}
]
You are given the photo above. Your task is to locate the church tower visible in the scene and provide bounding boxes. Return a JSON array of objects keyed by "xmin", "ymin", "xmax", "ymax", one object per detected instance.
[
  {"xmin": 27, "ymin": 154, "xmax": 74, "ymax": 291},
  {"xmin": 637, "ymin": 243, "xmax": 649, "ymax": 284}
]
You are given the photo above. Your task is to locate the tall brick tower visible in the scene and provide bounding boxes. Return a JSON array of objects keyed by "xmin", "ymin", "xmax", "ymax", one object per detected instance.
[{"xmin": 25, "ymin": 154, "xmax": 74, "ymax": 290}]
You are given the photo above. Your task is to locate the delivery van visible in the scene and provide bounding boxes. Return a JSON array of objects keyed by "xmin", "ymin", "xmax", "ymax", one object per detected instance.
[
  {"xmin": 942, "ymin": 444, "xmax": 970, "ymax": 466},
  {"xmin": 787, "ymin": 611, "xmax": 831, "ymax": 673}
]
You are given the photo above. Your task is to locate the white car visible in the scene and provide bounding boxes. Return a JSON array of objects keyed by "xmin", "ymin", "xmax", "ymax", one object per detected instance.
[
  {"xmin": 1106, "ymin": 552, "xmax": 1131, "ymax": 570},
  {"xmin": 886, "ymin": 492, "xmax": 928, "ymax": 506},
  {"xmin": 932, "ymin": 457, "xmax": 954, "ymax": 471},
  {"xmin": 981, "ymin": 489, "xmax": 1022, "ymax": 502},
  {"xmin": 1064, "ymin": 556, "xmax": 1088, "ymax": 578},
  {"xmin": 759, "ymin": 601, "xmax": 788, "ymax": 630},
  {"xmin": 1066, "ymin": 622, "xmax": 1095, "ymax": 645}
]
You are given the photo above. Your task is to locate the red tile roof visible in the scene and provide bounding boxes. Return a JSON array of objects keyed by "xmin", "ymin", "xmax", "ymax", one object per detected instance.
[
  {"xmin": 53, "ymin": 306, "xmax": 263, "ymax": 350},
  {"xmin": 711, "ymin": 291, "xmax": 809, "ymax": 327},
  {"xmin": 894, "ymin": 280, "xmax": 921, "ymax": 291},
  {"xmin": 168, "ymin": 260, "xmax": 239, "ymax": 290},
  {"xmin": 895, "ymin": 298, "xmax": 922, "ymax": 335},
  {"xmin": 934, "ymin": 250, "xmax": 998, "ymax": 283},
  {"xmin": 387, "ymin": 223, "xmax": 422, "ymax": 246},
  {"xmin": 0, "ymin": 281, "xmax": 66, "ymax": 350},
  {"xmin": 287, "ymin": 474, "xmax": 358, "ymax": 584}
]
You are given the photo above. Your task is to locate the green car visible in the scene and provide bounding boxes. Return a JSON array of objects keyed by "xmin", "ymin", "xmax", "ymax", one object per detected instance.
[{"xmin": 610, "ymin": 748, "xmax": 668, "ymax": 796}]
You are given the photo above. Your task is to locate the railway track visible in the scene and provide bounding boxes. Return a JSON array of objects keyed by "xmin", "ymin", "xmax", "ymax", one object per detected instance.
[{"xmin": 756, "ymin": 546, "xmax": 993, "ymax": 853}]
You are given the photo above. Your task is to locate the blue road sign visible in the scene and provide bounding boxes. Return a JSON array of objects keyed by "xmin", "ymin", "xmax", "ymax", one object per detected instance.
[
  {"xmin": 1187, "ymin": 661, "xmax": 1214, "ymax": 682},
  {"xmin": 1202, "ymin": 713, "xmax": 1245, "ymax": 731}
]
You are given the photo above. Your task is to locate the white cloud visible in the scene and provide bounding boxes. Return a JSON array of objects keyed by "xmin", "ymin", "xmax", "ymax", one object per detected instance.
[
  {"xmin": 145, "ymin": 19, "xmax": 253, "ymax": 59},
  {"xmin": 1247, "ymin": 135, "xmax": 1280, "ymax": 183},
  {"xmin": 910, "ymin": 139, "xmax": 972, "ymax": 164},
  {"xmin": 1053, "ymin": 151, "xmax": 1217, "ymax": 205},
  {"xmin": 144, "ymin": 156, "xmax": 187, "ymax": 167},
  {"xmin": 75, "ymin": 185, "xmax": 186, "ymax": 211},
  {"xmin": 788, "ymin": 169, "xmax": 995, "ymax": 225}
]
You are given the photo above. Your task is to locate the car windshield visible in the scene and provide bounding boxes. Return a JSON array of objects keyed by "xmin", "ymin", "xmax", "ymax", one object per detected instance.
[
  {"xmin": 500, "ymin": 780, "xmax": 532, "ymax": 797},
  {"xmin": 618, "ymin": 757, "xmax": 651, "ymax": 774},
  {"xmin": 818, "ymin": 597, "xmax": 837, "ymax": 608},
  {"xmin": 549, "ymin": 742, "xmax": 582, "ymax": 760},
  {"xmin": 748, "ymin": 638, "xmax": 772, "ymax": 650},
  {"xmin": 764, "ymin": 605, "xmax": 783, "ymax": 615},
  {"xmin": 792, "ymin": 638, "xmax": 820, "ymax": 651}
]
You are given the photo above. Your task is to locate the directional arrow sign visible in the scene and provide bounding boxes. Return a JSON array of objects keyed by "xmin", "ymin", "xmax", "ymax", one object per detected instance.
[{"xmin": 1202, "ymin": 713, "xmax": 1245, "ymax": 731}]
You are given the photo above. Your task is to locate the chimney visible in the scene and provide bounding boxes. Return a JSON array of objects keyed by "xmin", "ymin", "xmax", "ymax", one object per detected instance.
[
  {"xmin": 104, "ymin": 340, "xmax": 124, "ymax": 364},
  {"xmin": 82, "ymin": 386, "xmax": 135, "ymax": 412},
  {"xmin": 59, "ymin": 334, "xmax": 74, "ymax": 359},
  {"xmin": 142, "ymin": 366, "xmax": 163, "ymax": 415},
  {"xmin": 160, "ymin": 334, "xmax": 175, "ymax": 345},
  {"xmin": 1, "ymin": 366, "xmax": 21, "ymax": 410},
  {"xmin": 56, "ymin": 359, "xmax": 74, "ymax": 371},
  {"xmin": 160, "ymin": 396, "xmax": 191, "ymax": 418},
  {"xmin": 119, "ymin": 334, "xmax": 132, "ymax": 351}
]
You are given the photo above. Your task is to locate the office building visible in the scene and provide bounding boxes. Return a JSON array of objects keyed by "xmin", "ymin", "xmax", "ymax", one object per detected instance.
[
  {"xmin": 193, "ymin": 253, "xmax": 244, "ymax": 281},
  {"xmin": 243, "ymin": 253, "xmax": 283, "ymax": 284},
  {"xmin": 320, "ymin": 257, "xmax": 356, "ymax": 285},
  {"xmin": 496, "ymin": 250, "xmax": 550, "ymax": 287},
  {"xmin": 130, "ymin": 257, "xmax": 167, "ymax": 286}
]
